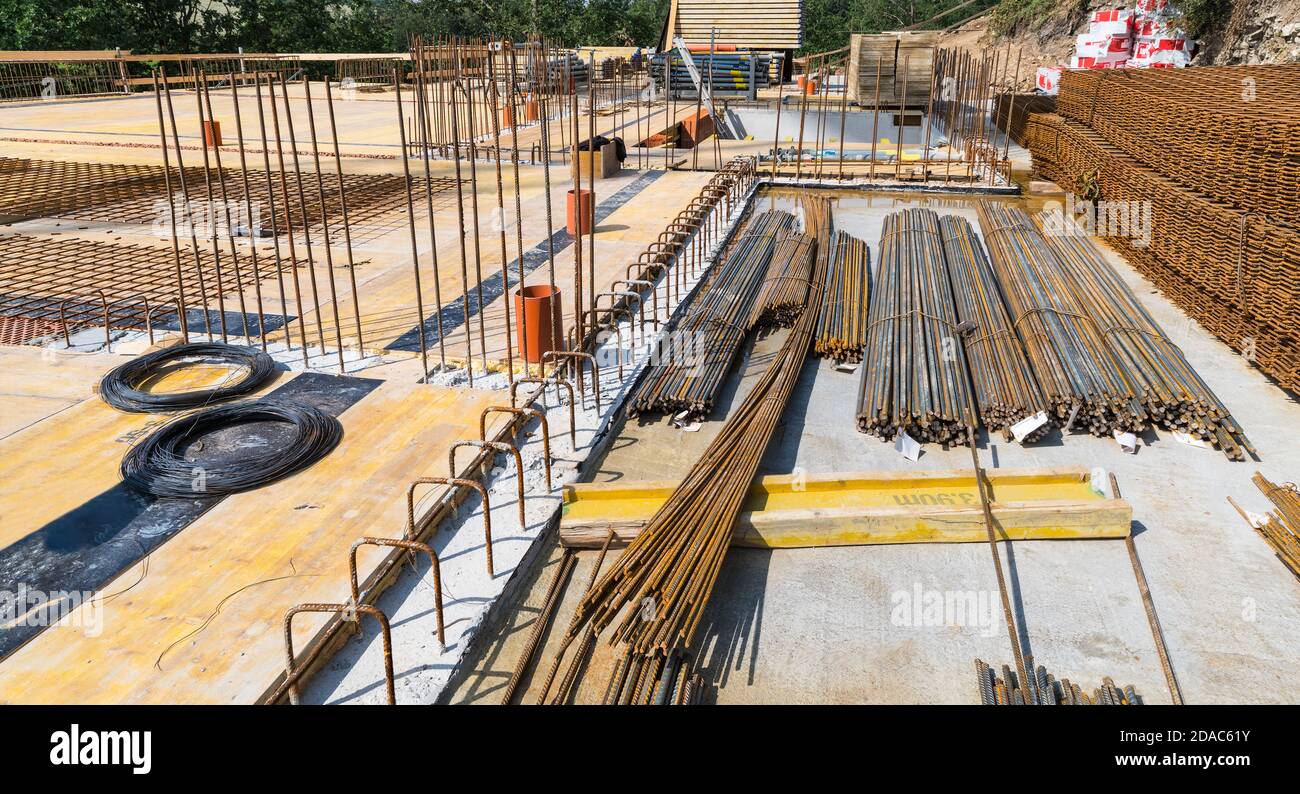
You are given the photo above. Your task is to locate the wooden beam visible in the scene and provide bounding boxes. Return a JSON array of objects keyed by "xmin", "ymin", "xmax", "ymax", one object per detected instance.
[{"xmin": 560, "ymin": 467, "xmax": 1132, "ymax": 549}]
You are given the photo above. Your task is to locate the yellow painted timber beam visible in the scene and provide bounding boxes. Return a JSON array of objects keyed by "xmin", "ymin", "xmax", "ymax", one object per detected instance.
[{"xmin": 559, "ymin": 467, "xmax": 1131, "ymax": 549}]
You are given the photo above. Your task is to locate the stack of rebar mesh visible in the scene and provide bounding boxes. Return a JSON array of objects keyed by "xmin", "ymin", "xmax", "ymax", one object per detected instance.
[
  {"xmin": 629, "ymin": 210, "xmax": 796, "ymax": 417},
  {"xmin": 976, "ymin": 659, "xmax": 1142, "ymax": 705},
  {"xmin": 813, "ymin": 230, "xmax": 871, "ymax": 362},
  {"xmin": 1235, "ymin": 473, "xmax": 1300, "ymax": 578},
  {"xmin": 1025, "ymin": 64, "xmax": 1300, "ymax": 393},
  {"xmin": 857, "ymin": 208, "xmax": 978, "ymax": 445}
]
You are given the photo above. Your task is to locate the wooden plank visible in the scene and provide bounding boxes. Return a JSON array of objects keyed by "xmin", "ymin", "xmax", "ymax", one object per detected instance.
[
  {"xmin": 0, "ymin": 379, "xmax": 508, "ymax": 704},
  {"xmin": 559, "ymin": 468, "xmax": 1132, "ymax": 548}
]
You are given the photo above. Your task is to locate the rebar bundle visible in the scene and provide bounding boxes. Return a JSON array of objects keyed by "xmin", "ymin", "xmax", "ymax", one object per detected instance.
[
  {"xmin": 1244, "ymin": 473, "xmax": 1300, "ymax": 578},
  {"xmin": 813, "ymin": 230, "xmax": 870, "ymax": 362},
  {"xmin": 976, "ymin": 202, "xmax": 1146, "ymax": 437},
  {"xmin": 561, "ymin": 199, "xmax": 832, "ymax": 699},
  {"xmin": 1025, "ymin": 112, "xmax": 1300, "ymax": 393},
  {"xmin": 1040, "ymin": 210, "xmax": 1253, "ymax": 459},
  {"xmin": 976, "ymin": 659, "xmax": 1142, "ymax": 705},
  {"xmin": 747, "ymin": 231, "xmax": 815, "ymax": 330},
  {"xmin": 629, "ymin": 210, "xmax": 797, "ymax": 418},
  {"xmin": 1055, "ymin": 65, "xmax": 1300, "ymax": 223},
  {"xmin": 856, "ymin": 208, "xmax": 977, "ymax": 445},
  {"xmin": 940, "ymin": 214, "xmax": 1048, "ymax": 439}
]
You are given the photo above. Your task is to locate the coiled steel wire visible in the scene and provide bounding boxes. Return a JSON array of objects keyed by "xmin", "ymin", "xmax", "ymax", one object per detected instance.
[
  {"xmin": 99, "ymin": 342, "xmax": 277, "ymax": 413},
  {"xmin": 121, "ymin": 399, "xmax": 343, "ymax": 497},
  {"xmin": 856, "ymin": 208, "xmax": 977, "ymax": 445},
  {"xmin": 813, "ymin": 230, "xmax": 871, "ymax": 363},
  {"xmin": 940, "ymin": 215, "xmax": 1049, "ymax": 439},
  {"xmin": 628, "ymin": 210, "xmax": 797, "ymax": 418}
]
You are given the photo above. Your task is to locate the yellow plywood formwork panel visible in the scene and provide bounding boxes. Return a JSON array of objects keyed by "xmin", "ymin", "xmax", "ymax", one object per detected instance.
[
  {"xmin": 0, "ymin": 359, "xmax": 283, "ymax": 548},
  {"xmin": 0, "ymin": 377, "xmax": 506, "ymax": 704},
  {"xmin": 559, "ymin": 467, "xmax": 1131, "ymax": 548}
]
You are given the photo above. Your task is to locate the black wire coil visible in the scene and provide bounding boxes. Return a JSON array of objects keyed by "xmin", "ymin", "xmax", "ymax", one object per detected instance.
[
  {"xmin": 99, "ymin": 342, "xmax": 277, "ymax": 413},
  {"xmin": 120, "ymin": 400, "xmax": 343, "ymax": 498}
]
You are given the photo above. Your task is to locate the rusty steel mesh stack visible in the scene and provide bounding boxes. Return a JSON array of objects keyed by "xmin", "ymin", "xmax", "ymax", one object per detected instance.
[
  {"xmin": 856, "ymin": 208, "xmax": 977, "ymax": 445},
  {"xmin": 1025, "ymin": 63, "xmax": 1300, "ymax": 393},
  {"xmin": 940, "ymin": 214, "xmax": 1049, "ymax": 440},
  {"xmin": 629, "ymin": 210, "xmax": 796, "ymax": 418},
  {"xmin": 1055, "ymin": 66, "xmax": 1300, "ymax": 221},
  {"xmin": 813, "ymin": 230, "xmax": 871, "ymax": 363}
]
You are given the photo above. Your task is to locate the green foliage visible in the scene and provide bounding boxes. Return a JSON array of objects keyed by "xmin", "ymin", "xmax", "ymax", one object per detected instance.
[
  {"xmin": 0, "ymin": 0, "xmax": 672, "ymax": 54},
  {"xmin": 1172, "ymin": 0, "xmax": 1233, "ymax": 38},
  {"xmin": 988, "ymin": 0, "xmax": 1061, "ymax": 37},
  {"xmin": 802, "ymin": 0, "xmax": 1001, "ymax": 54}
]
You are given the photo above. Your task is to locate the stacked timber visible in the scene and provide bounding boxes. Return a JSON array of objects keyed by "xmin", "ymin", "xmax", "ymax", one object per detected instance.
[
  {"xmin": 847, "ymin": 31, "xmax": 937, "ymax": 106},
  {"xmin": 663, "ymin": 0, "xmax": 805, "ymax": 50}
]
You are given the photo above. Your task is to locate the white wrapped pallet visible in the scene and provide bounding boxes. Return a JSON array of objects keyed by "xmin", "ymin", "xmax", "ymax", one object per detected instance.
[{"xmin": 1036, "ymin": 66, "xmax": 1062, "ymax": 94}]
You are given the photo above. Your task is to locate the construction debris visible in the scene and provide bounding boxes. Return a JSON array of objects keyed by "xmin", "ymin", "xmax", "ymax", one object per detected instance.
[{"xmin": 1231, "ymin": 473, "xmax": 1300, "ymax": 578}]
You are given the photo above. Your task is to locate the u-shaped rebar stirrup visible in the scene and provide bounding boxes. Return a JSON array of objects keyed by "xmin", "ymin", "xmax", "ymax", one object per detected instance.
[
  {"xmin": 510, "ymin": 377, "xmax": 576, "ymax": 446},
  {"xmin": 282, "ymin": 602, "xmax": 394, "ymax": 705},
  {"xmin": 543, "ymin": 350, "xmax": 601, "ymax": 412},
  {"xmin": 350, "ymin": 536, "xmax": 445, "ymax": 647},
  {"xmin": 592, "ymin": 295, "xmax": 639, "ymax": 348},
  {"xmin": 480, "ymin": 405, "xmax": 551, "ymax": 490},
  {"xmin": 449, "ymin": 439, "xmax": 525, "ymax": 533},
  {"xmin": 59, "ymin": 290, "xmax": 111, "ymax": 349},
  {"xmin": 612, "ymin": 280, "xmax": 655, "ymax": 327},
  {"xmin": 407, "ymin": 475, "xmax": 494, "ymax": 575},
  {"xmin": 582, "ymin": 311, "xmax": 625, "ymax": 379},
  {"xmin": 596, "ymin": 289, "xmax": 643, "ymax": 337}
]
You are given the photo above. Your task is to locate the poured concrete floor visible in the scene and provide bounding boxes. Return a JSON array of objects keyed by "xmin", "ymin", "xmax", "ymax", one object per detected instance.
[{"xmin": 446, "ymin": 188, "xmax": 1300, "ymax": 705}]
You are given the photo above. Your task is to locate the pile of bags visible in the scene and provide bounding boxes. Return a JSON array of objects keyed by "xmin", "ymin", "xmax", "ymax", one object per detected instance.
[{"xmin": 1036, "ymin": 2, "xmax": 1194, "ymax": 94}]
